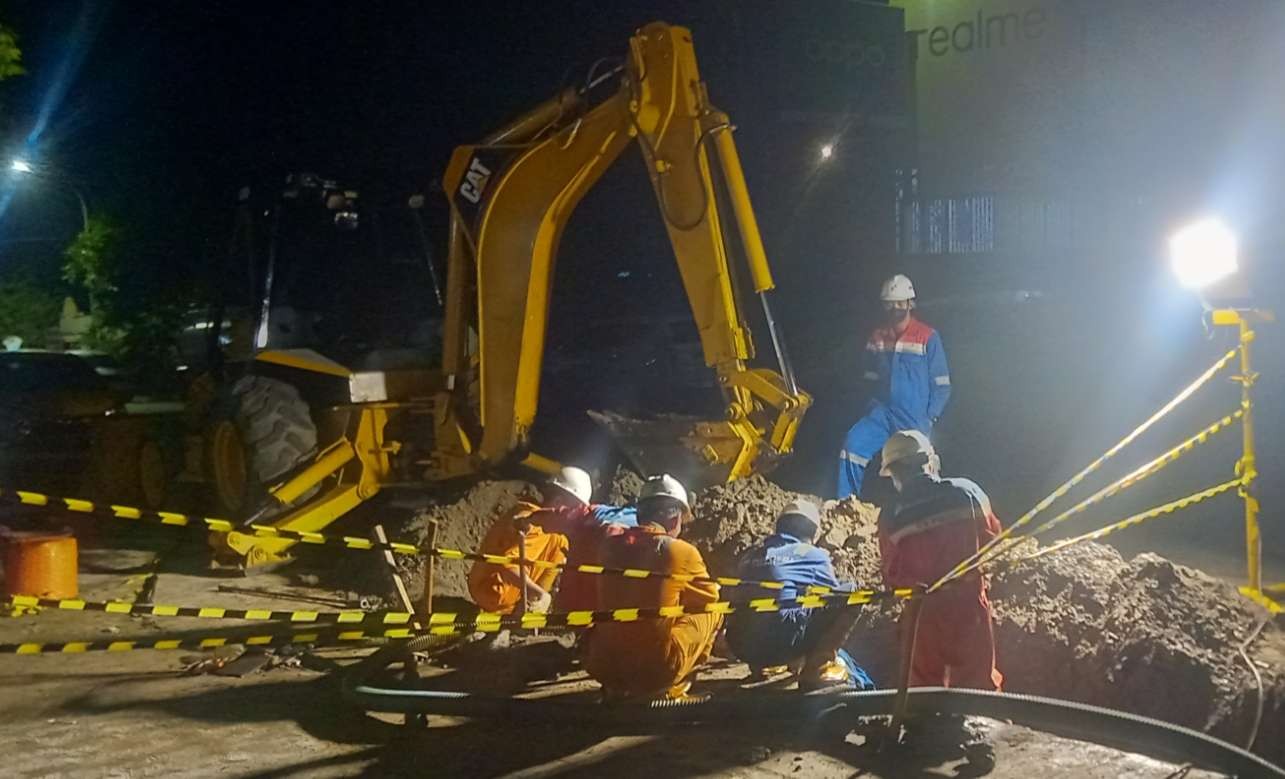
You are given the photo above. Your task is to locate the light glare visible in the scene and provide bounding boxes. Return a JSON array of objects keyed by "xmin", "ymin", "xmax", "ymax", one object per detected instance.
[
  {"xmin": 10, "ymin": 159, "xmax": 32, "ymax": 173},
  {"xmin": 819, "ymin": 144, "xmax": 834, "ymax": 161},
  {"xmin": 1169, "ymin": 218, "xmax": 1238, "ymax": 290}
]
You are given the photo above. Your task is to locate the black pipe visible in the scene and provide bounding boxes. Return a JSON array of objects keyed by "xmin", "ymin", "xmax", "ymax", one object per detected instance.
[{"xmin": 342, "ymin": 639, "xmax": 1283, "ymax": 777}]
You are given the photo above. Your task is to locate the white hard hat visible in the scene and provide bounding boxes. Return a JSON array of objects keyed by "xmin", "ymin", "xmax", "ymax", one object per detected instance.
[
  {"xmin": 548, "ymin": 466, "xmax": 592, "ymax": 505},
  {"xmin": 879, "ymin": 430, "xmax": 935, "ymax": 476},
  {"xmin": 880, "ymin": 274, "xmax": 916, "ymax": 302},
  {"xmin": 638, "ymin": 473, "xmax": 689, "ymax": 510}
]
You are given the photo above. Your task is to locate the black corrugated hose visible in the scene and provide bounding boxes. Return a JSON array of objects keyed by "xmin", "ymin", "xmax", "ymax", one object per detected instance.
[{"xmin": 342, "ymin": 637, "xmax": 1284, "ymax": 777}]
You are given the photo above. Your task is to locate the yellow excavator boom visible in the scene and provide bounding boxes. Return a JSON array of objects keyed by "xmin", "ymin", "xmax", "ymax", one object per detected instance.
[
  {"xmin": 214, "ymin": 21, "xmax": 810, "ymax": 569},
  {"xmin": 434, "ymin": 21, "xmax": 811, "ymax": 485}
]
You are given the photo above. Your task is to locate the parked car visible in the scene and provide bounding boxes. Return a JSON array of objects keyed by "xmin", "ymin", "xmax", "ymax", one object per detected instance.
[{"xmin": 0, "ymin": 351, "xmax": 167, "ymax": 507}]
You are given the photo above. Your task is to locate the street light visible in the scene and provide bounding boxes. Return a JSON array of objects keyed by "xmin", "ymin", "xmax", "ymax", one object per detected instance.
[
  {"xmin": 819, "ymin": 143, "xmax": 835, "ymax": 162},
  {"xmin": 1169, "ymin": 217, "xmax": 1238, "ymax": 290},
  {"xmin": 8, "ymin": 157, "xmax": 89, "ymax": 231},
  {"xmin": 1168, "ymin": 217, "xmax": 1272, "ymax": 596}
]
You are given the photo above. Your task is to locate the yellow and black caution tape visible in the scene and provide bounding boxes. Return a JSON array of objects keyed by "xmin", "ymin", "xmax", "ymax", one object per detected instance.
[
  {"xmin": 931, "ymin": 347, "xmax": 1240, "ymax": 592},
  {"xmin": 0, "ymin": 487, "xmax": 877, "ymax": 596},
  {"xmin": 0, "ymin": 626, "xmax": 417, "ymax": 656},
  {"xmin": 416, "ymin": 587, "xmax": 916, "ymax": 635},
  {"xmin": 0, "ymin": 488, "xmax": 422, "ymax": 555},
  {"xmin": 1020, "ymin": 477, "xmax": 1242, "ymax": 563},
  {"xmin": 6, "ymin": 586, "xmax": 918, "ymax": 638},
  {"xmin": 967, "ymin": 409, "xmax": 1243, "ymax": 572},
  {"xmin": 4, "ymin": 594, "xmax": 415, "ymax": 625}
]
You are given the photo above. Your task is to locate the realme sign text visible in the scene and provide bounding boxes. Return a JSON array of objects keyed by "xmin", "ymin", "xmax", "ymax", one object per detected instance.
[{"xmin": 908, "ymin": 8, "xmax": 1046, "ymax": 57}]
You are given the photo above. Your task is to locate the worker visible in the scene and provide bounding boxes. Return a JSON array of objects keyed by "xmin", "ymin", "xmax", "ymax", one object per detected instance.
[
  {"xmin": 725, "ymin": 500, "xmax": 875, "ymax": 691},
  {"xmin": 877, "ymin": 430, "xmax": 1002, "ymax": 690},
  {"xmin": 583, "ymin": 474, "xmax": 722, "ymax": 701},
  {"xmin": 837, "ymin": 274, "xmax": 951, "ymax": 498},
  {"xmin": 466, "ymin": 474, "xmax": 575, "ymax": 615},
  {"xmin": 535, "ymin": 466, "xmax": 639, "ymax": 613}
]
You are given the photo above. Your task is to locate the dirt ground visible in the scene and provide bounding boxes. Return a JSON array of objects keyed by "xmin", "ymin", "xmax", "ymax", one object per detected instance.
[{"xmin": 0, "ymin": 477, "xmax": 1281, "ymax": 777}]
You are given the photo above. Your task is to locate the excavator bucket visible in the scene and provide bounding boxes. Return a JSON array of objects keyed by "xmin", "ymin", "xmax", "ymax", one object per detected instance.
[{"xmin": 589, "ymin": 410, "xmax": 776, "ymax": 491}]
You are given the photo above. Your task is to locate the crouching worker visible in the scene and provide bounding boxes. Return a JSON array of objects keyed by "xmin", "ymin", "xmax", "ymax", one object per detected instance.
[
  {"xmin": 878, "ymin": 430, "xmax": 1003, "ymax": 690},
  {"xmin": 466, "ymin": 479, "xmax": 573, "ymax": 615},
  {"xmin": 584, "ymin": 474, "xmax": 721, "ymax": 702},
  {"xmin": 535, "ymin": 466, "xmax": 638, "ymax": 613},
  {"xmin": 726, "ymin": 500, "xmax": 875, "ymax": 691}
]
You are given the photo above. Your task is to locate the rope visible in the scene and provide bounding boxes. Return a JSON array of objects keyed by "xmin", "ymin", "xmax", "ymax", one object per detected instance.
[
  {"xmin": 1017, "ymin": 478, "xmax": 1242, "ymax": 563},
  {"xmin": 929, "ymin": 347, "xmax": 1239, "ymax": 592},
  {"xmin": 1237, "ymin": 615, "xmax": 1269, "ymax": 752},
  {"xmin": 963, "ymin": 409, "xmax": 1242, "ymax": 575}
]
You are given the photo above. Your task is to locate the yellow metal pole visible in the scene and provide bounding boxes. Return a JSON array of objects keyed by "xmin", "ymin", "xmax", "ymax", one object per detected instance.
[{"xmin": 1238, "ymin": 315, "xmax": 1262, "ymax": 594}]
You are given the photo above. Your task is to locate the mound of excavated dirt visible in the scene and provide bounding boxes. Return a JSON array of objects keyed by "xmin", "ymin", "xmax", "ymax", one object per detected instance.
[{"xmin": 380, "ymin": 472, "xmax": 1283, "ymax": 764}]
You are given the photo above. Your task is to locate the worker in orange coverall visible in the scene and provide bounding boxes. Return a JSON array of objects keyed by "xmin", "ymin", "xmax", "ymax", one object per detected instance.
[
  {"xmin": 877, "ymin": 430, "xmax": 1003, "ymax": 690},
  {"xmin": 584, "ymin": 473, "xmax": 721, "ymax": 702},
  {"xmin": 467, "ymin": 477, "xmax": 576, "ymax": 615}
]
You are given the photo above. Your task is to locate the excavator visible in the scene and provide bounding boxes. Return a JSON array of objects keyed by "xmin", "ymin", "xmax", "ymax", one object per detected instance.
[{"xmin": 205, "ymin": 22, "xmax": 811, "ymax": 568}]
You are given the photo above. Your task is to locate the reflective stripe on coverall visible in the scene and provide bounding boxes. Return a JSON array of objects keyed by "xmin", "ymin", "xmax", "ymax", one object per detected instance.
[
  {"xmin": 879, "ymin": 475, "xmax": 1003, "ymax": 690},
  {"xmin": 838, "ymin": 317, "xmax": 950, "ymax": 498}
]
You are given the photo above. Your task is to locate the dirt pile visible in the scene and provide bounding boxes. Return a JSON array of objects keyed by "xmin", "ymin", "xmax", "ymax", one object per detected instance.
[
  {"xmin": 382, "ymin": 472, "xmax": 1282, "ymax": 764},
  {"xmin": 990, "ymin": 544, "xmax": 1283, "ymax": 754}
]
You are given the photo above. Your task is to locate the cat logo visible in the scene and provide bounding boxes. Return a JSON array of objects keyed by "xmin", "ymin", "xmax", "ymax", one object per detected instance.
[{"xmin": 458, "ymin": 157, "xmax": 493, "ymax": 204}]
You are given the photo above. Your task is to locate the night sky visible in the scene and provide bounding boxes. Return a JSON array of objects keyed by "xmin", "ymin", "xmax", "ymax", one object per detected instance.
[{"xmin": 2, "ymin": 1, "xmax": 1282, "ymax": 577}]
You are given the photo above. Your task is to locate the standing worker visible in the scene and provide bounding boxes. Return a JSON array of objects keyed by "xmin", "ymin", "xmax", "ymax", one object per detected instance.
[
  {"xmin": 837, "ymin": 274, "xmax": 951, "ymax": 498},
  {"xmin": 584, "ymin": 474, "xmax": 722, "ymax": 702},
  {"xmin": 877, "ymin": 430, "xmax": 1002, "ymax": 690},
  {"xmin": 725, "ymin": 500, "xmax": 875, "ymax": 691}
]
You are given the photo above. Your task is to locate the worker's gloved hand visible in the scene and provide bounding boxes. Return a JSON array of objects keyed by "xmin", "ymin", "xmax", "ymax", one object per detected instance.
[{"xmin": 529, "ymin": 590, "xmax": 553, "ymax": 614}]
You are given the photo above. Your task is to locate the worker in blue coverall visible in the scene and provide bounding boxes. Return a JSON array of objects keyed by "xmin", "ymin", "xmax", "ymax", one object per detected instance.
[
  {"xmin": 725, "ymin": 500, "xmax": 875, "ymax": 691},
  {"xmin": 837, "ymin": 274, "xmax": 951, "ymax": 499}
]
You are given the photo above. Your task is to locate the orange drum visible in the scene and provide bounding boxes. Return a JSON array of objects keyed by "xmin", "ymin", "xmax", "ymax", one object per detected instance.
[{"xmin": 3, "ymin": 531, "xmax": 78, "ymax": 599}]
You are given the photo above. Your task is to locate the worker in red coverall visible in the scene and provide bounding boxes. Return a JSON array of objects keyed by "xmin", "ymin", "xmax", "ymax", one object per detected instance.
[
  {"xmin": 533, "ymin": 467, "xmax": 637, "ymax": 613},
  {"xmin": 877, "ymin": 430, "xmax": 1003, "ymax": 690}
]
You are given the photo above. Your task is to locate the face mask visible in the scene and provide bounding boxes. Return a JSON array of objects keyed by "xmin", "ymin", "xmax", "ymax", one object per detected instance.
[{"xmin": 887, "ymin": 307, "xmax": 910, "ymax": 326}]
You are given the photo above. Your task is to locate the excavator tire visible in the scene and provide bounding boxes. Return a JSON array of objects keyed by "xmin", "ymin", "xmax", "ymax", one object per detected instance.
[{"xmin": 207, "ymin": 375, "xmax": 317, "ymax": 517}]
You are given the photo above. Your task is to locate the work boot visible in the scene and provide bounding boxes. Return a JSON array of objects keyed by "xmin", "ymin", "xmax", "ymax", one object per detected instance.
[
  {"xmin": 665, "ymin": 679, "xmax": 693, "ymax": 699},
  {"xmin": 753, "ymin": 664, "xmax": 793, "ymax": 682},
  {"xmin": 799, "ymin": 659, "xmax": 850, "ymax": 692}
]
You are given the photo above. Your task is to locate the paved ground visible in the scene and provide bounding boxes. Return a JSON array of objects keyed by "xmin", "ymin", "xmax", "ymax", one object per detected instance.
[
  {"xmin": 0, "ymin": 516, "xmax": 1258, "ymax": 777},
  {"xmin": 0, "ymin": 582, "xmax": 1233, "ymax": 776}
]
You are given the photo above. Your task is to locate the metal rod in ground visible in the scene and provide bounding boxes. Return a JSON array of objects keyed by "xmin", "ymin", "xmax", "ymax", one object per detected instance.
[
  {"xmin": 517, "ymin": 525, "xmax": 534, "ymax": 635},
  {"xmin": 420, "ymin": 519, "xmax": 438, "ymax": 620},
  {"xmin": 888, "ymin": 598, "xmax": 924, "ymax": 744},
  {"xmin": 1236, "ymin": 313, "xmax": 1262, "ymax": 594}
]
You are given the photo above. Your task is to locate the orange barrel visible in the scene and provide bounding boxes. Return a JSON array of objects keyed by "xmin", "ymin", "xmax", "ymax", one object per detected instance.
[{"xmin": 3, "ymin": 531, "xmax": 78, "ymax": 599}]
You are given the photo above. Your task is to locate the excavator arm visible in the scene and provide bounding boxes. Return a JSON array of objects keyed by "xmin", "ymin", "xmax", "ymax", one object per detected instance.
[
  {"xmin": 209, "ymin": 22, "xmax": 808, "ymax": 569},
  {"xmin": 434, "ymin": 22, "xmax": 811, "ymax": 486}
]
